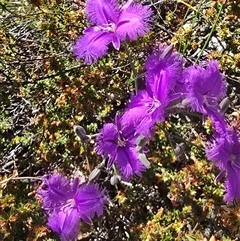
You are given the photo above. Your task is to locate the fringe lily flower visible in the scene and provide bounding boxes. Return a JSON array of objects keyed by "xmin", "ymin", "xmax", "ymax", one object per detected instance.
[
  {"xmin": 206, "ymin": 129, "xmax": 240, "ymax": 203},
  {"xmin": 183, "ymin": 60, "xmax": 226, "ymax": 121},
  {"xmin": 122, "ymin": 45, "xmax": 183, "ymax": 136},
  {"xmin": 37, "ymin": 174, "xmax": 108, "ymax": 241},
  {"xmin": 95, "ymin": 113, "xmax": 146, "ymax": 180},
  {"xmin": 73, "ymin": 0, "xmax": 152, "ymax": 64}
]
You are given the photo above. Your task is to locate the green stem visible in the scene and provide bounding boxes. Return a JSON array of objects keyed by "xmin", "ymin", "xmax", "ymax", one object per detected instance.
[
  {"xmin": 181, "ymin": 0, "xmax": 205, "ymax": 54},
  {"xmin": 160, "ymin": 124, "xmax": 201, "ymax": 149},
  {"xmin": 0, "ymin": 176, "xmax": 41, "ymax": 184},
  {"xmin": 177, "ymin": 0, "xmax": 196, "ymax": 11},
  {"xmin": 124, "ymin": 42, "xmax": 138, "ymax": 93},
  {"xmin": 83, "ymin": 144, "xmax": 91, "ymax": 174},
  {"xmin": 195, "ymin": 3, "xmax": 224, "ymax": 63},
  {"xmin": 112, "ymin": 164, "xmax": 118, "ymax": 175},
  {"xmin": 178, "ymin": 0, "xmax": 196, "ymax": 53}
]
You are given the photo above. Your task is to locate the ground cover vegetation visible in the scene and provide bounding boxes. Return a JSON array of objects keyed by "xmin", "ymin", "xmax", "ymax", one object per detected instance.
[{"xmin": 0, "ymin": 0, "xmax": 240, "ymax": 240}]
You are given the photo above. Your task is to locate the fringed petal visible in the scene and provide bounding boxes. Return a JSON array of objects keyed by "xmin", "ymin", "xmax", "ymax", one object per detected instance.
[
  {"xmin": 37, "ymin": 174, "xmax": 73, "ymax": 210},
  {"xmin": 86, "ymin": 0, "xmax": 120, "ymax": 25},
  {"xmin": 73, "ymin": 31, "xmax": 113, "ymax": 64},
  {"xmin": 116, "ymin": 145, "xmax": 146, "ymax": 180},
  {"xmin": 95, "ymin": 123, "xmax": 118, "ymax": 158},
  {"xmin": 74, "ymin": 184, "xmax": 108, "ymax": 224},
  {"xmin": 224, "ymin": 164, "xmax": 240, "ymax": 204},
  {"xmin": 122, "ymin": 90, "xmax": 164, "ymax": 136},
  {"xmin": 122, "ymin": 91, "xmax": 153, "ymax": 127},
  {"xmin": 183, "ymin": 60, "xmax": 226, "ymax": 115},
  {"xmin": 206, "ymin": 141, "xmax": 229, "ymax": 170},
  {"xmin": 47, "ymin": 208, "xmax": 80, "ymax": 241},
  {"xmin": 203, "ymin": 60, "xmax": 226, "ymax": 99},
  {"xmin": 145, "ymin": 46, "xmax": 183, "ymax": 101},
  {"xmin": 115, "ymin": 3, "xmax": 152, "ymax": 40}
]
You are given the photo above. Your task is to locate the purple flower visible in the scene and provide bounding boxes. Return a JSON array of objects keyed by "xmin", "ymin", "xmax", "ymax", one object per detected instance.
[
  {"xmin": 145, "ymin": 45, "xmax": 183, "ymax": 96},
  {"xmin": 75, "ymin": 184, "xmax": 107, "ymax": 224},
  {"xmin": 38, "ymin": 174, "xmax": 108, "ymax": 241},
  {"xmin": 37, "ymin": 174, "xmax": 73, "ymax": 210},
  {"xmin": 210, "ymin": 113, "xmax": 228, "ymax": 138},
  {"xmin": 95, "ymin": 113, "xmax": 146, "ymax": 180},
  {"xmin": 122, "ymin": 46, "xmax": 183, "ymax": 136},
  {"xmin": 183, "ymin": 60, "xmax": 226, "ymax": 119},
  {"xmin": 73, "ymin": 0, "xmax": 152, "ymax": 64},
  {"xmin": 122, "ymin": 90, "xmax": 163, "ymax": 136},
  {"xmin": 206, "ymin": 129, "xmax": 240, "ymax": 203},
  {"xmin": 224, "ymin": 162, "xmax": 240, "ymax": 204},
  {"xmin": 48, "ymin": 208, "xmax": 80, "ymax": 241}
]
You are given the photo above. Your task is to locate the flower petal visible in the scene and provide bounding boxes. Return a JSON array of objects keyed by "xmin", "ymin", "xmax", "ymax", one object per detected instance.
[
  {"xmin": 47, "ymin": 208, "xmax": 80, "ymax": 241},
  {"xmin": 37, "ymin": 174, "xmax": 73, "ymax": 210},
  {"xmin": 122, "ymin": 90, "xmax": 153, "ymax": 127},
  {"xmin": 202, "ymin": 60, "xmax": 226, "ymax": 99},
  {"xmin": 145, "ymin": 46, "xmax": 183, "ymax": 100},
  {"xmin": 86, "ymin": 0, "xmax": 120, "ymax": 25},
  {"xmin": 183, "ymin": 60, "xmax": 226, "ymax": 115},
  {"xmin": 115, "ymin": 3, "xmax": 152, "ymax": 40},
  {"xmin": 116, "ymin": 145, "xmax": 146, "ymax": 180},
  {"xmin": 95, "ymin": 123, "xmax": 118, "ymax": 158},
  {"xmin": 74, "ymin": 184, "xmax": 108, "ymax": 224},
  {"xmin": 122, "ymin": 90, "xmax": 163, "ymax": 136},
  {"xmin": 224, "ymin": 164, "xmax": 240, "ymax": 204},
  {"xmin": 73, "ymin": 31, "xmax": 113, "ymax": 64}
]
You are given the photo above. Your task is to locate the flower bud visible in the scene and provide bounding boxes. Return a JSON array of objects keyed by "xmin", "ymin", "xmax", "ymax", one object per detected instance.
[
  {"xmin": 88, "ymin": 168, "xmax": 101, "ymax": 182},
  {"xmin": 219, "ymin": 97, "xmax": 230, "ymax": 114},
  {"xmin": 136, "ymin": 135, "xmax": 148, "ymax": 152},
  {"xmin": 174, "ymin": 143, "xmax": 185, "ymax": 157},
  {"xmin": 138, "ymin": 153, "xmax": 151, "ymax": 169},
  {"xmin": 110, "ymin": 175, "xmax": 121, "ymax": 186},
  {"xmin": 181, "ymin": 98, "xmax": 191, "ymax": 107},
  {"xmin": 74, "ymin": 125, "xmax": 91, "ymax": 143},
  {"xmin": 159, "ymin": 44, "xmax": 174, "ymax": 60}
]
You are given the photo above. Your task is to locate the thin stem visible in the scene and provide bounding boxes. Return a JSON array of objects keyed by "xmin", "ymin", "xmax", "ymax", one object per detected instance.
[
  {"xmin": 124, "ymin": 42, "xmax": 138, "ymax": 93},
  {"xmin": 0, "ymin": 176, "xmax": 42, "ymax": 184},
  {"xmin": 185, "ymin": 0, "xmax": 204, "ymax": 51},
  {"xmin": 83, "ymin": 144, "xmax": 91, "ymax": 175},
  {"xmin": 178, "ymin": 0, "xmax": 196, "ymax": 53},
  {"xmin": 161, "ymin": 126, "xmax": 176, "ymax": 151},
  {"xmin": 90, "ymin": 133, "xmax": 101, "ymax": 138},
  {"xmin": 112, "ymin": 164, "xmax": 118, "ymax": 175},
  {"xmin": 159, "ymin": 124, "xmax": 202, "ymax": 149},
  {"xmin": 170, "ymin": 133, "xmax": 203, "ymax": 149},
  {"xmin": 166, "ymin": 105, "xmax": 202, "ymax": 119},
  {"xmin": 195, "ymin": 3, "xmax": 224, "ymax": 63},
  {"xmin": 182, "ymin": 0, "xmax": 205, "ymax": 54}
]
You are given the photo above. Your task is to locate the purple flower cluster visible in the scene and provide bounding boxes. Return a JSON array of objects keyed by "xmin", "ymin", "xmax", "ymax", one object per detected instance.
[
  {"xmin": 123, "ymin": 47, "xmax": 227, "ymax": 137},
  {"xmin": 73, "ymin": 0, "xmax": 153, "ymax": 64},
  {"xmin": 33, "ymin": 0, "xmax": 238, "ymax": 239},
  {"xmin": 122, "ymin": 45, "xmax": 184, "ymax": 137},
  {"xmin": 37, "ymin": 174, "xmax": 108, "ymax": 241},
  {"xmin": 94, "ymin": 45, "xmax": 228, "ymax": 186}
]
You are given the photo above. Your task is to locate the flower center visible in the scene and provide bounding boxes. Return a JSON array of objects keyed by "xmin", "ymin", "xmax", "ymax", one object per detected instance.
[
  {"xmin": 99, "ymin": 22, "xmax": 116, "ymax": 32},
  {"xmin": 147, "ymin": 98, "xmax": 161, "ymax": 114},
  {"xmin": 117, "ymin": 131, "xmax": 127, "ymax": 147},
  {"xmin": 203, "ymin": 95, "xmax": 218, "ymax": 108},
  {"xmin": 62, "ymin": 198, "xmax": 76, "ymax": 212},
  {"xmin": 230, "ymin": 154, "xmax": 240, "ymax": 169}
]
